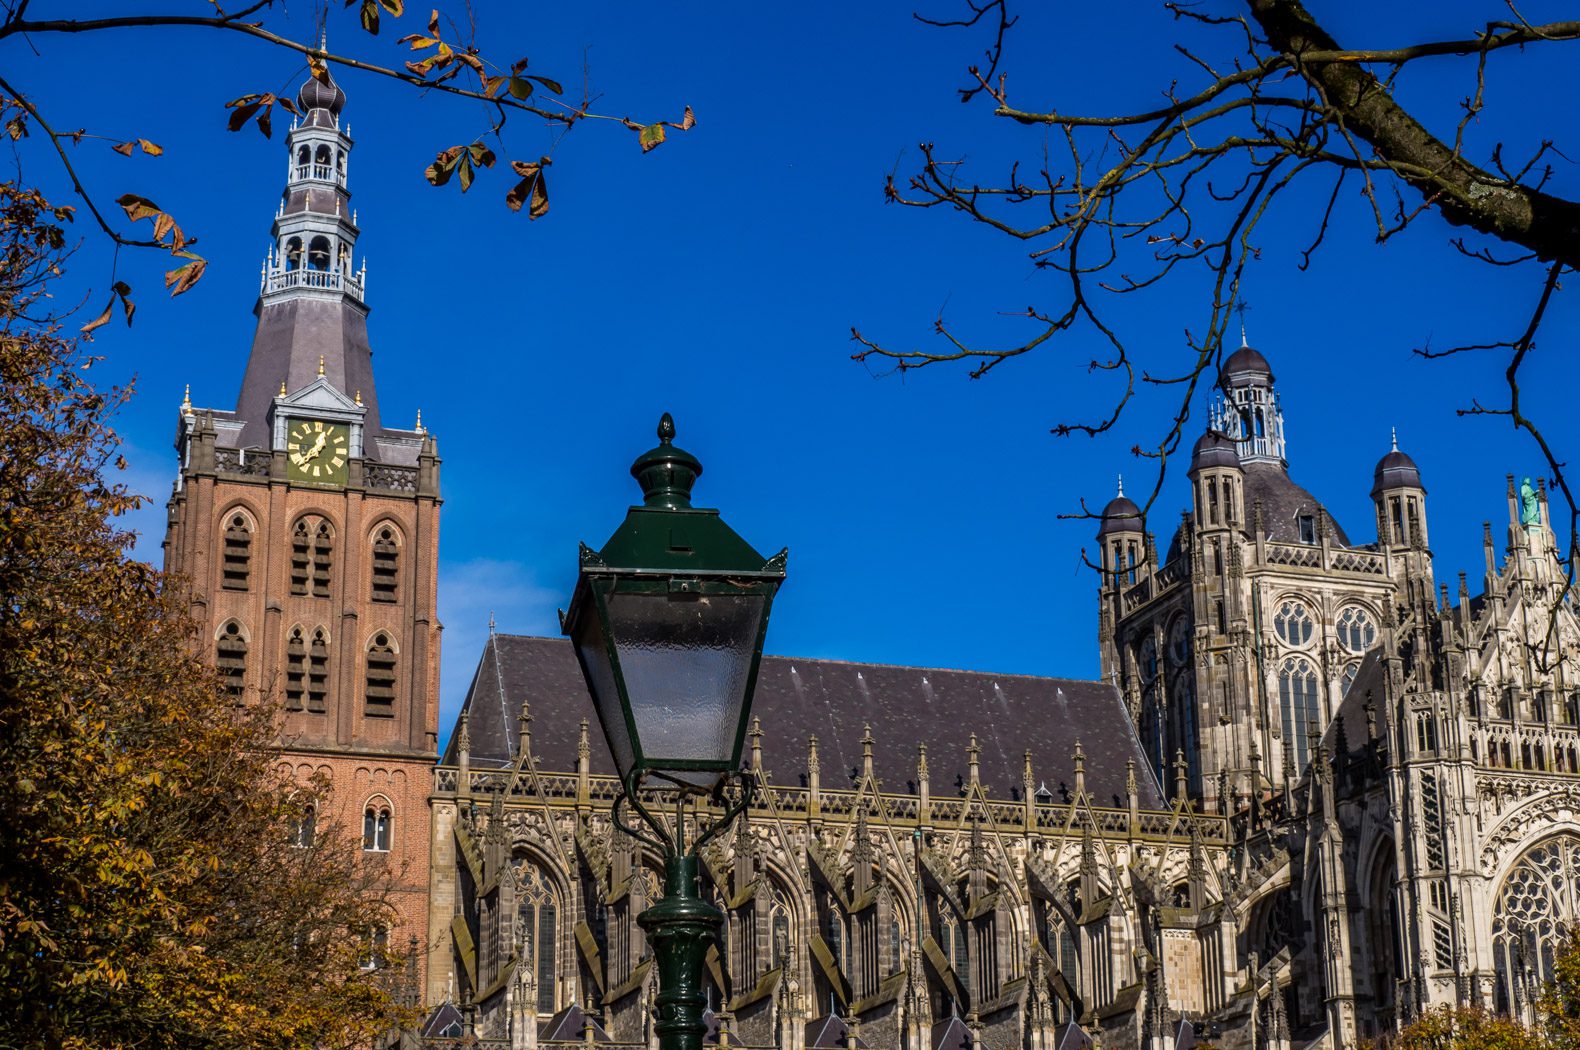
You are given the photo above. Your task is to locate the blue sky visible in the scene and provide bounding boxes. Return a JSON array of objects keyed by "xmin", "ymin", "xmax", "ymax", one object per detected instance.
[{"xmin": 11, "ymin": 2, "xmax": 1578, "ymax": 742}]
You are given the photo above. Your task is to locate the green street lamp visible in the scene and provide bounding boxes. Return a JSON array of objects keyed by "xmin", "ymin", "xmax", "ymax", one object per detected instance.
[{"xmin": 561, "ymin": 413, "xmax": 786, "ymax": 1050}]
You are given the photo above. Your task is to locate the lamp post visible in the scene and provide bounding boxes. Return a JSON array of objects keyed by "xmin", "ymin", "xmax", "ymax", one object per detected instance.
[{"xmin": 561, "ymin": 413, "xmax": 787, "ymax": 1050}]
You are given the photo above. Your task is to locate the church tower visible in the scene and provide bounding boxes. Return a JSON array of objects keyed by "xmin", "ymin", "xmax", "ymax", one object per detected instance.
[{"xmin": 162, "ymin": 69, "xmax": 441, "ymax": 976}]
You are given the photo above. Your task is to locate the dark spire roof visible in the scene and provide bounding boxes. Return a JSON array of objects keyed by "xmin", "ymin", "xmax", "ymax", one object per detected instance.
[
  {"xmin": 297, "ymin": 70, "xmax": 346, "ymax": 119},
  {"xmin": 447, "ymin": 635, "xmax": 1166, "ymax": 811},
  {"xmin": 1223, "ymin": 345, "xmax": 1273, "ymax": 383},
  {"xmin": 1372, "ymin": 433, "xmax": 1424, "ymax": 496},
  {"xmin": 1188, "ymin": 430, "xmax": 1239, "ymax": 473},
  {"xmin": 1097, "ymin": 479, "xmax": 1143, "ymax": 537}
]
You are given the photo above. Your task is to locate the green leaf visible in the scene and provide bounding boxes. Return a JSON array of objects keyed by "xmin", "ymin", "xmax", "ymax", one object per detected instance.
[
  {"xmin": 639, "ymin": 123, "xmax": 666, "ymax": 152},
  {"xmin": 507, "ymin": 76, "xmax": 533, "ymax": 100},
  {"xmin": 360, "ymin": 0, "xmax": 379, "ymax": 34},
  {"xmin": 457, "ymin": 153, "xmax": 473, "ymax": 193}
]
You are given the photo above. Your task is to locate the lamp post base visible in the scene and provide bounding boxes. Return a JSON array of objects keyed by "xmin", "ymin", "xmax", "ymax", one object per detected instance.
[{"xmin": 638, "ymin": 855, "xmax": 722, "ymax": 1050}]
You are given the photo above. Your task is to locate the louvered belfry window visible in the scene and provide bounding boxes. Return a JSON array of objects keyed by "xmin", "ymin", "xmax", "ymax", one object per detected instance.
[
  {"xmin": 284, "ymin": 626, "xmax": 307, "ymax": 710},
  {"xmin": 221, "ymin": 514, "xmax": 252, "ymax": 591},
  {"xmin": 216, "ymin": 621, "xmax": 248, "ymax": 699},
  {"xmin": 290, "ymin": 521, "xmax": 311, "ymax": 596},
  {"xmin": 291, "ymin": 518, "xmax": 334, "ymax": 597},
  {"xmin": 365, "ymin": 633, "xmax": 397, "ymax": 716},
  {"xmin": 371, "ymin": 527, "xmax": 398, "ymax": 603},
  {"xmin": 311, "ymin": 522, "xmax": 333, "ymax": 597},
  {"xmin": 308, "ymin": 629, "xmax": 330, "ymax": 713}
]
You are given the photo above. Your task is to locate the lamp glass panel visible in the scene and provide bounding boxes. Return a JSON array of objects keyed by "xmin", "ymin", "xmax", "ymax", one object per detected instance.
[
  {"xmin": 605, "ymin": 589, "xmax": 766, "ymax": 769},
  {"xmin": 572, "ymin": 596, "xmax": 636, "ymax": 778}
]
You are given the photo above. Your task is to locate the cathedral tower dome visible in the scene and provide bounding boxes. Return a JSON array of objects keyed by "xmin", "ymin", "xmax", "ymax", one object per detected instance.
[
  {"xmin": 1097, "ymin": 489, "xmax": 1143, "ymax": 537},
  {"xmin": 1373, "ymin": 430, "xmax": 1428, "ymax": 550},
  {"xmin": 1189, "ymin": 430, "xmax": 1239, "ymax": 473},
  {"xmin": 298, "ymin": 70, "xmax": 347, "ymax": 118}
]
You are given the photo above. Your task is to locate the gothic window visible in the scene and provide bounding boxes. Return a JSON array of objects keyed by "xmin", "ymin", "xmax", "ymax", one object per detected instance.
[
  {"xmin": 308, "ymin": 629, "xmax": 330, "ymax": 712},
  {"xmin": 1138, "ymin": 636, "xmax": 1158, "ymax": 684},
  {"xmin": 1277, "ymin": 657, "xmax": 1320, "ymax": 771},
  {"xmin": 514, "ymin": 863, "xmax": 559, "ymax": 1015},
  {"xmin": 1273, "ymin": 600, "xmax": 1314, "ymax": 647},
  {"xmin": 365, "ymin": 633, "xmax": 397, "ymax": 716},
  {"xmin": 291, "ymin": 804, "xmax": 315, "ymax": 848},
  {"xmin": 285, "ymin": 626, "xmax": 307, "ymax": 710},
  {"xmin": 889, "ymin": 918, "xmax": 903, "ymax": 976},
  {"xmin": 1167, "ymin": 618, "xmax": 1191, "ymax": 669},
  {"xmin": 824, "ymin": 904, "xmax": 849, "ymax": 976},
  {"xmin": 1298, "ymin": 514, "xmax": 1316, "ymax": 545},
  {"xmin": 291, "ymin": 517, "xmax": 334, "ymax": 597},
  {"xmin": 1206, "ymin": 478, "xmax": 1219, "ymax": 524},
  {"xmin": 371, "ymin": 526, "xmax": 399, "ymax": 603},
  {"xmin": 1125, "ymin": 540, "xmax": 1139, "ymax": 585},
  {"xmin": 221, "ymin": 513, "xmax": 251, "ymax": 590},
  {"xmin": 1223, "ymin": 483, "xmax": 1236, "ymax": 524},
  {"xmin": 312, "ymin": 523, "xmax": 333, "ymax": 595},
  {"xmin": 1337, "ymin": 606, "xmax": 1377, "ymax": 654},
  {"xmin": 216, "ymin": 621, "xmax": 248, "ymax": 699},
  {"xmin": 307, "ymin": 235, "xmax": 331, "ymax": 271},
  {"xmin": 1169, "ymin": 670, "xmax": 1199, "ymax": 794},
  {"xmin": 362, "ymin": 803, "xmax": 391, "ymax": 852},
  {"xmin": 1214, "ymin": 598, "xmax": 1226, "ymax": 635},
  {"xmin": 359, "ymin": 924, "xmax": 389, "ymax": 970},
  {"xmin": 1568, "ymin": 691, "xmax": 1580, "ymax": 726},
  {"xmin": 1212, "ymin": 538, "xmax": 1224, "ymax": 576},
  {"xmin": 1140, "ymin": 681, "xmax": 1165, "ymax": 784},
  {"xmin": 1341, "ymin": 662, "xmax": 1360, "ymax": 696},
  {"xmin": 1492, "ymin": 835, "xmax": 1580, "ymax": 1016},
  {"xmin": 1390, "ymin": 497, "xmax": 1404, "ymax": 544}
]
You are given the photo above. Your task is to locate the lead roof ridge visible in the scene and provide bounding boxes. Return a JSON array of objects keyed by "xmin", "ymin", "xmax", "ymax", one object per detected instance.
[{"xmin": 489, "ymin": 633, "xmax": 1107, "ymax": 688}]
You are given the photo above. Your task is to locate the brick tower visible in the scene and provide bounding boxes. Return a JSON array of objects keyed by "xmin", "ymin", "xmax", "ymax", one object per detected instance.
[{"xmin": 162, "ymin": 67, "xmax": 441, "ymax": 981}]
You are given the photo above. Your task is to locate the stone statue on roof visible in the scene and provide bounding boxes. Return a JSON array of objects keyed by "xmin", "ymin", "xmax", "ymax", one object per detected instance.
[{"xmin": 1520, "ymin": 476, "xmax": 1541, "ymax": 526}]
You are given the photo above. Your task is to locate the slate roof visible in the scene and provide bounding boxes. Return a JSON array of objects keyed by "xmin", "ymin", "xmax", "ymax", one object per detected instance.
[
  {"xmin": 931, "ymin": 1016, "xmax": 973, "ymax": 1050},
  {"xmin": 806, "ymin": 1014, "xmax": 869, "ymax": 1047},
  {"xmin": 538, "ymin": 1002, "xmax": 612, "ymax": 1042},
  {"xmin": 418, "ymin": 1001, "xmax": 464, "ymax": 1039},
  {"xmin": 445, "ymin": 635, "xmax": 1165, "ymax": 810},
  {"xmin": 234, "ymin": 296, "xmax": 386, "ymax": 457},
  {"xmin": 1056, "ymin": 1022, "xmax": 1094, "ymax": 1050},
  {"xmin": 1242, "ymin": 462, "xmax": 1351, "ymax": 547}
]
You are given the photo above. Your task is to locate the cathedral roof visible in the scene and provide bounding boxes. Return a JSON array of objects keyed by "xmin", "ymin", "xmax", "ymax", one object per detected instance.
[
  {"xmin": 1241, "ymin": 462, "xmax": 1350, "ymax": 546},
  {"xmin": 448, "ymin": 635, "xmax": 1166, "ymax": 810},
  {"xmin": 1188, "ymin": 430, "xmax": 1239, "ymax": 473},
  {"xmin": 1223, "ymin": 345, "xmax": 1273, "ymax": 383},
  {"xmin": 1371, "ymin": 448, "xmax": 1424, "ymax": 496},
  {"xmin": 1097, "ymin": 493, "xmax": 1144, "ymax": 537}
]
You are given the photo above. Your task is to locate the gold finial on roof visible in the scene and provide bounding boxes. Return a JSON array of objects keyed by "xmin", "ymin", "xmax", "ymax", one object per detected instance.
[
  {"xmin": 415, "ymin": 409, "xmax": 424, "ymax": 433},
  {"xmin": 181, "ymin": 384, "xmax": 191, "ymax": 410},
  {"xmin": 355, "ymin": 390, "xmax": 363, "ymax": 406},
  {"xmin": 317, "ymin": 354, "xmax": 326, "ymax": 377},
  {"xmin": 279, "ymin": 380, "xmax": 287, "ymax": 396}
]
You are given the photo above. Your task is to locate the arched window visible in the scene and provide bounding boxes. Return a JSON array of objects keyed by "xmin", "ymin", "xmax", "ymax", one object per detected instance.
[
  {"xmin": 1342, "ymin": 662, "xmax": 1360, "ymax": 697},
  {"xmin": 1138, "ymin": 636, "xmax": 1158, "ymax": 684},
  {"xmin": 291, "ymin": 517, "xmax": 334, "ymax": 597},
  {"xmin": 222, "ymin": 513, "xmax": 252, "ymax": 590},
  {"xmin": 514, "ymin": 862, "xmax": 559, "ymax": 1014},
  {"xmin": 362, "ymin": 803, "xmax": 391, "ymax": 852},
  {"xmin": 371, "ymin": 526, "xmax": 399, "ymax": 603},
  {"xmin": 1337, "ymin": 606, "xmax": 1377, "ymax": 654},
  {"xmin": 296, "ymin": 144, "xmax": 310, "ymax": 166},
  {"xmin": 360, "ymin": 924, "xmax": 389, "ymax": 970},
  {"xmin": 1169, "ymin": 670, "xmax": 1199, "ymax": 795},
  {"xmin": 1273, "ymin": 599, "xmax": 1314, "ymax": 646},
  {"xmin": 292, "ymin": 804, "xmax": 315, "ymax": 848},
  {"xmin": 1278, "ymin": 657, "xmax": 1321, "ymax": 770},
  {"xmin": 285, "ymin": 626, "xmax": 307, "ymax": 710},
  {"xmin": 1166, "ymin": 618, "xmax": 1191, "ymax": 670},
  {"xmin": 308, "ymin": 628, "xmax": 330, "ymax": 713},
  {"xmin": 1493, "ymin": 834, "xmax": 1580, "ymax": 1015},
  {"xmin": 824, "ymin": 903, "xmax": 849, "ymax": 976},
  {"xmin": 216, "ymin": 621, "xmax": 248, "ymax": 699},
  {"xmin": 284, "ymin": 236, "xmax": 303, "ymax": 271},
  {"xmin": 314, "ymin": 143, "xmax": 332, "ymax": 166},
  {"xmin": 335, "ymin": 148, "xmax": 345, "ymax": 174},
  {"xmin": 306, "ymin": 235, "xmax": 331, "ymax": 271},
  {"xmin": 1223, "ymin": 483, "xmax": 1236, "ymax": 524},
  {"xmin": 365, "ymin": 633, "xmax": 397, "ymax": 716}
]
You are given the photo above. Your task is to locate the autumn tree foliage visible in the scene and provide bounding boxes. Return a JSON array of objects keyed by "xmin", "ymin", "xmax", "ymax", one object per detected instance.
[{"xmin": 0, "ymin": 185, "xmax": 415, "ymax": 1049}]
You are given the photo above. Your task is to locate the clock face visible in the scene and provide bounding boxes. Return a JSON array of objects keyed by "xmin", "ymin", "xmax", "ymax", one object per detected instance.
[{"xmin": 287, "ymin": 419, "xmax": 349, "ymax": 486}]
